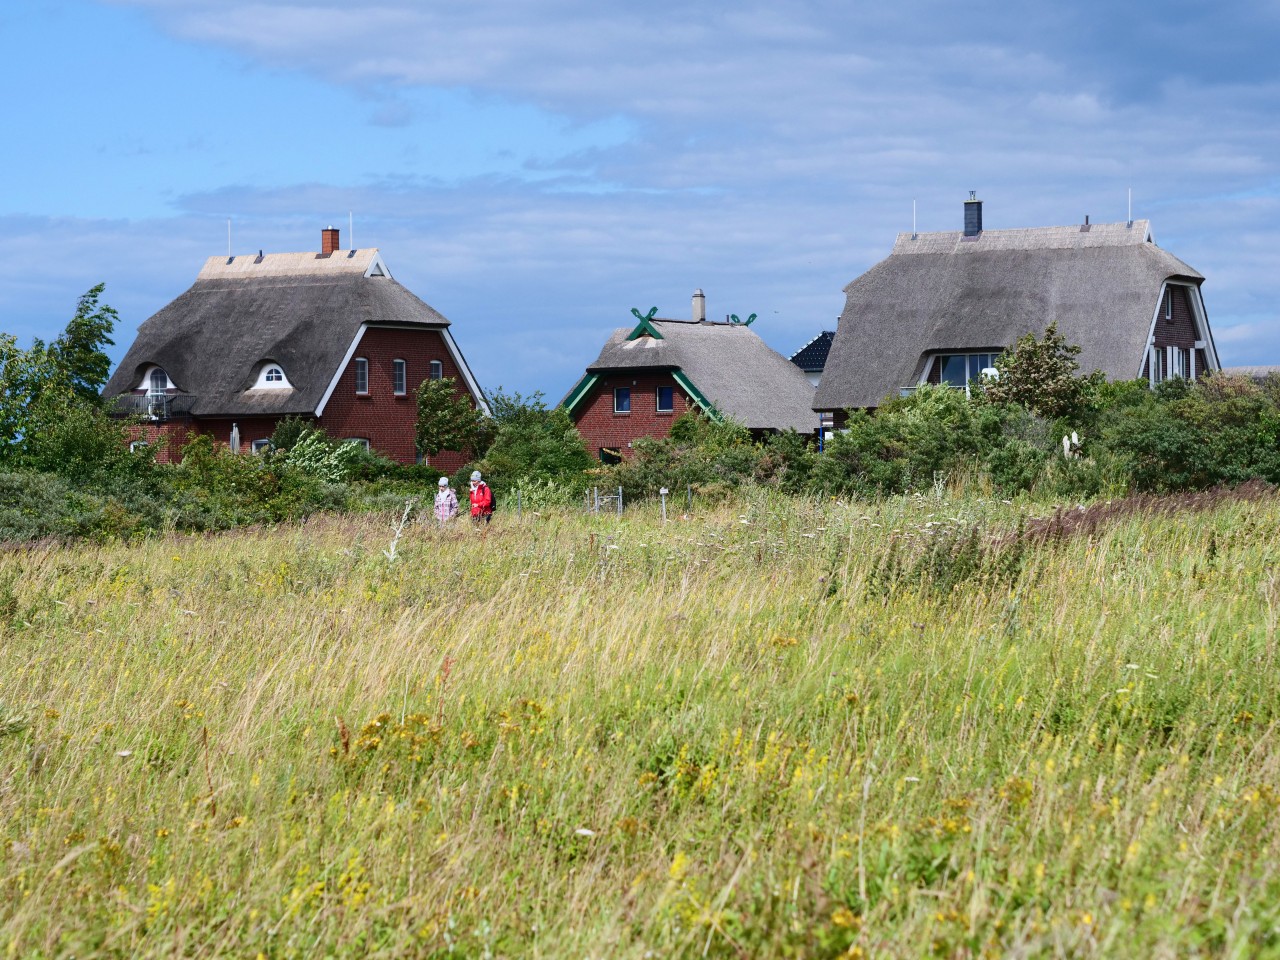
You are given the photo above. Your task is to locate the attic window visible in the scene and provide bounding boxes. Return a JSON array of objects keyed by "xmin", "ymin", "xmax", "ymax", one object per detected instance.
[
  {"xmin": 1164, "ymin": 288, "xmax": 1173, "ymax": 321},
  {"xmin": 149, "ymin": 369, "xmax": 168, "ymax": 396},
  {"xmin": 253, "ymin": 363, "xmax": 292, "ymax": 390},
  {"xmin": 934, "ymin": 353, "xmax": 1000, "ymax": 398},
  {"xmin": 393, "ymin": 359, "xmax": 407, "ymax": 396},
  {"xmin": 429, "ymin": 360, "xmax": 443, "ymax": 381},
  {"xmin": 354, "ymin": 358, "xmax": 369, "ymax": 394}
]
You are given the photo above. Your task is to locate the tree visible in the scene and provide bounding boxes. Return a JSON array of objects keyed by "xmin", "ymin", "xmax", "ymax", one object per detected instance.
[
  {"xmin": 0, "ymin": 285, "xmax": 120, "ymax": 462},
  {"xmin": 50, "ymin": 284, "xmax": 117, "ymax": 405},
  {"xmin": 477, "ymin": 389, "xmax": 591, "ymax": 489},
  {"xmin": 415, "ymin": 377, "xmax": 485, "ymax": 460},
  {"xmin": 985, "ymin": 323, "xmax": 1104, "ymax": 422}
]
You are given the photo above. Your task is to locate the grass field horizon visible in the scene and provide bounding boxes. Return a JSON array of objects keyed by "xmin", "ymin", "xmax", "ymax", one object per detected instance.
[{"xmin": 2, "ymin": 489, "xmax": 1278, "ymax": 957}]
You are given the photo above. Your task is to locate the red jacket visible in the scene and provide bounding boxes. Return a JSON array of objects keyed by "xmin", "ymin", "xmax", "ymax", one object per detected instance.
[{"xmin": 469, "ymin": 481, "xmax": 493, "ymax": 516}]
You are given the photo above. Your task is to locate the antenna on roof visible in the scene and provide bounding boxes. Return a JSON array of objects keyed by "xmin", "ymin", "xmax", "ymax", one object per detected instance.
[
  {"xmin": 1127, "ymin": 188, "xmax": 1133, "ymax": 228},
  {"xmin": 912, "ymin": 199, "xmax": 917, "ymax": 240}
]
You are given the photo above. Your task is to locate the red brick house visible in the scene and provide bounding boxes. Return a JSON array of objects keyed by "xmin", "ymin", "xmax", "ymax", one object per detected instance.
[
  {"xmin": 103, "ymin": 228, "xmax": 487, "ymax": 467},
  {"xmin": 815, "ymin": 196, "xmax": 1222, "ymax": 422},
  {"xmin": 563, "ymin": 292, "xmax": 817, "ymax": 461}
]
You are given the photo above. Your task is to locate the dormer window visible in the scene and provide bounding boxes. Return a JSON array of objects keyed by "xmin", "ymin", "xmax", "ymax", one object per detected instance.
[
  {"xmin": 138, "ymin": 365, "xmax": 174, "ymax": 394},
  {"xmin": 252, "ymin": 363, "xmax": 292, "ymax": 390}
]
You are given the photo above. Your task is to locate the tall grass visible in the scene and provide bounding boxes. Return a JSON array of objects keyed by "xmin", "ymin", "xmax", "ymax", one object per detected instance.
[{"xmin": 1, "ymin": 490, "xmax": 1278, "ymax": 957}]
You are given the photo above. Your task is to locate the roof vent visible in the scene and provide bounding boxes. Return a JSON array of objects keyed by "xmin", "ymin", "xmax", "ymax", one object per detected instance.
[
  {"xmin": 253, "ymin": 250, "xmax": 264, "ymax": 264},
  {"xmin": 1080, "ymin": 214, "xmax": 1091, "ymax": 233},
  {"xmin": 963, "ymin": 191, "xmax": 982, "ymax": 237}
]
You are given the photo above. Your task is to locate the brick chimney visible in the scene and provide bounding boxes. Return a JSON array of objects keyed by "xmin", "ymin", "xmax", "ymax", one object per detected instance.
[
  {"xmin": 321, "ymin": 226, "xmax": 340, "ymax": 256},
  {"xmin": 963, "ymin": 192, "xmax": 982, "ymax": 237},
  {"xmin": 692, "ymin": 288, "xmax": 706, "ymax": 322}
]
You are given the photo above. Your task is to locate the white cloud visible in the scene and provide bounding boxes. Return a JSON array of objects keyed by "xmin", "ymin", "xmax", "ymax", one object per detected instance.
[{"xmin": 29, "ymin": 0, "xmax": 1280, "ymax": 388}]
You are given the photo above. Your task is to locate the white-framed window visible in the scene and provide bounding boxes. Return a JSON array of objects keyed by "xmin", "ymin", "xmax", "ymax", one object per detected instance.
[
  {"xmin": 614, "ymin": 387, "xmax": 631, "ymax": 414},
  {"xmin": 138, "ymin": 365, "xmax": 174, "ymax": 394},
  {"xmin": 429, "ymin": 360, "xmax": 443, "ymax": 381},
  {"xmin": 1164, "ymin": 288, "xmax": 1174, "ymax": 320},
  {"xmin": 393, "ymin": 359, "xmax": 407, "ymax": 395},
  {"xmin": 354, "ymin": 357, "xmax": 369, "ymax": 394},
  {"xmin": 251, "ymin": 439, "xmax": 271, "ymax": 454},
  {"xmin": 656, "ymin": 385, "xmax": 674, "ymax": 413},
  {"xmin": 129, "ymin": 440, "xmax": 148, "ymax": 453},
  {"xmin": 933, "ymin": 352, "xmax": 1000, "ymax": 398},
  {"xmin": 252, "ymin": 363, "xmax": 291, "ymax": 389},
  {"xmin": 343, "ymin": 437, "xmax": 371, "ymax": 451}
]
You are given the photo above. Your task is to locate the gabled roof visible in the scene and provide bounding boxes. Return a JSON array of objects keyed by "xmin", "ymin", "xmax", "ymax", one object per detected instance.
[
  {"xmin": 790, "ymin": 330, "xmax": 836, "ymax": 373},
  {"xmin": 573, "ymin": 318, "xmax": 817, "ymax": 432},
  {"xmin": 815, "ymin": 219, "xmax": 1207, "ymax": 411},
  {"xmin": 104, "ymin": 248, "xmax": 451, "ymax": 417}
]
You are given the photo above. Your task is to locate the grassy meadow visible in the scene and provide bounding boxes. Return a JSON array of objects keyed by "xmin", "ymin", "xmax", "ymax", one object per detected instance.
[{"xmin": 2, "ymin": 489, "xmax": 1279, "ymax": 958}]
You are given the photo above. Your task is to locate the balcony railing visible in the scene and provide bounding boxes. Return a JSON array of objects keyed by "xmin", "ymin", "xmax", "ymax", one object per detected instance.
[{"xmin": 109, "ymin": 393, "xmax": 197, "ymax": 421}]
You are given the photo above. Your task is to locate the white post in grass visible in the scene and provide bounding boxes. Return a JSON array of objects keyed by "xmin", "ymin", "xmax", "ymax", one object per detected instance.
[{"xmin": 660, "ymin": 487, "xmax": 668, "ymax": 523}]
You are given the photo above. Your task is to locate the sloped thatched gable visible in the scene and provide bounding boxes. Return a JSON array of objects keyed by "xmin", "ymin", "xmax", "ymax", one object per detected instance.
[
  {"xmin": 574, "ymin": 318, "xmax": 817, "ymax": 433},
  {"xmin": 815, "ymin": 217, "xmax": 1217, "ymax": 412}
]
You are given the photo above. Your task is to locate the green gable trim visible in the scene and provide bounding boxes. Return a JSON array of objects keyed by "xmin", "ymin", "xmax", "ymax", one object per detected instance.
[
  {"xmin": 672, "ymin": 369, "xmax": 720, "ymax": 421},
  {"xmin": 626, "ymin": 316, "xmax": 665, "ymax": 341},
  {"xmin": 562, "ymin": 373, "xmax": 600, "ymax": 414}
]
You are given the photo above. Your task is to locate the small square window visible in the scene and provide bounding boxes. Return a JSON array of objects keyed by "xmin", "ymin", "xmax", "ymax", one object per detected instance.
[
  {"xmin": 429, "ymin": 360, "xmax": 443, "ymax": 381},
  {"xmin": 251, "ymin": 439, "xmax": 271, "ymax": 454},
  {"xmin": 614, "ymin": 387, "xmax": 631, "ymax": 413},
  {"xmin": 344, "ymin": 437, "xmax": 371, "ymax": 451},
  {"xmin": 656, "ymin": 385, "xmax": 674, "ymax": 413},
  {"xmin": 393, "ymin": 359, "xmax": 407, "ymax": 395},
  {"xmin": 354, "ymin": 358, "xmax": 369, "ymax": 394}
]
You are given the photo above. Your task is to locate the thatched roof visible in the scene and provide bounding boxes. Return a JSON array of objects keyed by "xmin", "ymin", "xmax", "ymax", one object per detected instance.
[
  {"xmin": 104, "ymin": 249, "xmax": 451, "ymax": 417},
  {"xmin": 814, "ymin": 219, "xmax": 1206, "ymax": 411},
  {"xmin": 583, "ymin": 319, "xmax": 817, "ymax": 432}
]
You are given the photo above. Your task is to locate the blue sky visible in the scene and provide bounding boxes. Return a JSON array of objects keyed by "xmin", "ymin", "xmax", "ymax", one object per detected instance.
[{"xmin": 2, "ymin": 0, "xmax": 1278, "ymax": 397}]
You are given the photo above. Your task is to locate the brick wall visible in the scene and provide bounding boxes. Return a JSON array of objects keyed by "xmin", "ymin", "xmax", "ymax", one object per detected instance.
[
  {"xmin": 125, "ymin": 421, "xmax": 193, "ymax": 464},
  {"xmin": 122, "ymin": 327, "xmax": 479, "ymax": 468},
  {"xmin": 1142, "ymin": 284, "xmax": 1204, "ymax": 380},
  {"xmin": 318, "ymin": 327, "xmax": 476, "ymax": 469},
  {"xmin": 571, "ymin": 371, "xmax": 691, "ymax": 459}
]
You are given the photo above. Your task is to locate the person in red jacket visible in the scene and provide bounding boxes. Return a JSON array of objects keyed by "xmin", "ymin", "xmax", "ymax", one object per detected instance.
[{"xmin": 468, "ymin": 470, "xmax": 493, "ymax": 524}]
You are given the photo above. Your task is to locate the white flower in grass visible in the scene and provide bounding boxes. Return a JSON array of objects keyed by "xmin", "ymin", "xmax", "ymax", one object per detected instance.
[{"xmin": 575, "ymin": 828, "xmax": 595, "ymax": 837}]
